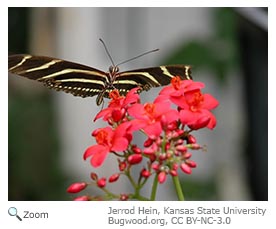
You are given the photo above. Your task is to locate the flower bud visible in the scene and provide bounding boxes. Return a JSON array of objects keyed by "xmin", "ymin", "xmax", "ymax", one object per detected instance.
[
  {"xmin": 67, "ymin": 182, "xmax": 87, "ymax": 193},
  {"xmin": 143, "ymin": 147, "xmax": 155, "ymax": 155},
  {"xmin": 187, "ymin": 134, "xmax": 197, "ymax": 144},
  {"xmin": 149, "ymin": 154, "xmax": 157, "ymax": 162},
  {"xmin": 176, "ymin": 145, "xmax": 187, "ymax": 153},
  {"xmin": 118, "ymin": 159, "xmax": 127, "ymax": 171},
  {"xmin": 90, "ymin": 172, "xmax": 98, "ymax": 181},
  {"xmin": 108, "ymin": 173, "xmax": 120, "ymax": 183},
  {"xmin": 132, "ymin": 145, "xmax": 142, "ymax": 154},
  {"xmin": 172, "ymin": 163, "xmax": 178, "ymax": 171},
  {"xmin": 128, "ymin": 154, "xmax": 143, "ymax": 165},
  {"xmin": 74, "ymin": 195, "xmax": 89, "ymax": 201},
  {"xmin": 144, "ymin": 138, "xmax": 153, "ymax": 147},
  {"xmin": 141, "ymin": 168, "xmax": 151, "ymax": 178},
  {"xmin": 190, "ymin": 143, "xmax": 201, "ymax": 150},
  {"xmin": 180, "ymin": 163, "xmax": 192, "ymax": 174},
  {"xmin": 185, "ymin": 160, "xmax": 197, "ymax": 168},
  {"xmin": 151, "ymin": 163, "xmax": 160, "ymax": 171},
  {"xmin": 175, "ymin": 139, "xmax": 184, "ymax": 146},
  {"xmin": 97, "ymin": 178, "xmax": 106, "ymax": 188},
  {"xmin": 183, "ymin": 152, "xmax": 192, "ymax": 159},
  {"xmin": 158, "ymin": 171, "xmax": 167, "ymax": 184},
  {"xmin": 159, "ymin": 153, "xmax": 167, "ymax": 161},
  {"xmin": 165, "ymin": 142, "xmax": 171, "ymax": 151},
  {"xmin": 170, "ymin": 170, "xmax": 178, "ymax": 177}
]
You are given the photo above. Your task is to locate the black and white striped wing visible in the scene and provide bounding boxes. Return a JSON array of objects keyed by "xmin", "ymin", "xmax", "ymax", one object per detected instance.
[
  {"xmin": 8, "ymin": 54, "xmax": 108, "ymax": 98},
  {"xmin": 114, "ymin": 65, "xmax": 192, "ymax": 94}
]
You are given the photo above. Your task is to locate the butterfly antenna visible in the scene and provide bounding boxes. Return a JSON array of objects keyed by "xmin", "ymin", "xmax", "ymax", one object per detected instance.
[
  {"xmin": 117, "ymin": 48, "xmax": 159, "ymax": 67},
  {"xmin": 99, "ymin": 38, "xmax": 116, "ymax": 67}
]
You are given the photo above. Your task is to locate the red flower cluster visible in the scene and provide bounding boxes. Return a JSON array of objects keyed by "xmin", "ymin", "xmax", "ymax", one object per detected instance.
[{"xmin": 67, "ymin": 76, "xmax": 219, "ymax": 201}]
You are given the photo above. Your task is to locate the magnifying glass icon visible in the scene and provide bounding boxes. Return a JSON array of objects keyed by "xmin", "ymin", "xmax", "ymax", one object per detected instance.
[{"xmin": 8, "ymin": 207, "xmax": 22, "ymax": 221}]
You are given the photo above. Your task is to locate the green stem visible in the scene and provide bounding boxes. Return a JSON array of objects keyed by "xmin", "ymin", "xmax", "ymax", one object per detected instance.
[
  {"xmin": 172, "ymin": 176, "xmax": 185, "ymax": 201},
  {"xmin": 150, "ymin": 174, "xmax": 159, "ymax": 200}
]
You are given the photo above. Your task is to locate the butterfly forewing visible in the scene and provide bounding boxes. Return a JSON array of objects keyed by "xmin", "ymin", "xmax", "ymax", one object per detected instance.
[
  {"xmin": 8, "ymin": 54, "xmax": 192, "ymax": 105},
  {"xmin": 8, "ymin": 54, "xmax": 108, "ymax": 98}
]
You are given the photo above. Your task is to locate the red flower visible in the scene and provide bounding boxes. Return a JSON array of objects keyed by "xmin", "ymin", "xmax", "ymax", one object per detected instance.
[
  {"xmin": 128, "ymin": 101, "xmax": 179, "ymax": 137},
  {"xmin": 83, "ymin": 122, "xmax": 132, "ymax": 167},
  {"xmin": 176, "ymin": 89, "xmax": 219, "ymax": 129},
  {"xmin": 94, "ymin": 88, "xmax": 140, "ymax": 122}
]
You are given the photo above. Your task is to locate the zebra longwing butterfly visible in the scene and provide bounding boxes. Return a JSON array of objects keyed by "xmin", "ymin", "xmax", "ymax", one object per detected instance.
[{"xmin": 8, "ymin": 54, "xmax": 192, "ymax": 105}]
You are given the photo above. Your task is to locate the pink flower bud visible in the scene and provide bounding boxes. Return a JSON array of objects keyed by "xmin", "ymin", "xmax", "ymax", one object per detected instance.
[
  {"xmin": 158, "ymin": 171, "xmax": 167, "ymax": 184},
  {"xmin": 97, "ymin": 178, "xmax": 106, "ymax": 188},
  {"xmin": 149, "ymin": 154, "xmax": 157, "ymax": 162},
  {"xmin": 165, "ymin": 142, "xmax": 171, "ymax": 151},
  {"xmin": 159, "ymin": 153, "xmax": 167, "ymax": 161},
  {"xmin": 144, "ymin": 138, "xmax": 153, "ymax": 147},
  {"xmin": 174, "ymin": 129, "xmax": 184, "ymax": 138},
  {"xmin": 128, "ymin": 154, "xmax": 142, "ymax": 165},
  {"xmin": 172, "ymin": 163, "xmax": 178, "ymax": 171},
  {"xmin": 141, "ymin": 169, "xmax": 151, "ymax": 178},
  {"xmin": 108, "ymin": 173, "xmax": 120, "ymax": 183},
  {"xmin": 176, "ymin": 145, "xmax": 187, "ymax": 153},
  {"xmin": 170, "ymin": 170, "xmax": 178, "ymax": 177},
  {"xmin": 143, "ymin": 147, "xmax": 155, "ymax": 155},
  {"xmin": 191, "ymin": 143, "xmax": 201, "ymax": 150},
  {"xmin": 185, "ymin": 160, "xmax": 197, "ymax": 168},
  {"xmin": 187, "ymin": 134, "xmax": 197, "ymax": 144},
  {"xmin": 183, "ymin": 152, "xmax": 192, "ymax": 159},
  {"xmin": 175, "ymin": 139, "xmax": 184, "ymax": 146},
  {"xmin": 132, "ymin": 145, "xmax": 142, "ymax": 154},
  {"xmin": 67, "ymin": 182, "xmax": 87, "ymax": 193},
  {"xmin": 180, "ymin": 163, "xmax": 192, "ymax": 174},
  {"xmin": 74, "ymin": 195, "xmax": 89, "ymax": 201},
  {"xmin": 151, "ymin": 163, "xmax": 160, "ymax": 171}
]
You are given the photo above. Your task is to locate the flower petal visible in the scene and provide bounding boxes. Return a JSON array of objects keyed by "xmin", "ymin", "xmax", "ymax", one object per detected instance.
[
  {"xmin": 127, "ymin": 103, "xmax": 146, "ymax": 119},
  {"xmin": 90, "ymin": 147, "xmax": 109, "ymax": 167},
  {"xmin": 202, "ymin": 94, "xmax": 219, "ymax": 110},
  {"xmin": 143, "ymin": 122, "xmax": 162, "ymax": 137},
  {"xmin": 111, "ymin": 137, "xmax": 129, "ymax": 152}
]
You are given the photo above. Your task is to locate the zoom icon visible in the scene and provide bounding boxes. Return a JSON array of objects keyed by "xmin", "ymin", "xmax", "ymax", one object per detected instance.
[{"xmin": 8, "ymin": 207, "xmax": 22, "ymax": 221}]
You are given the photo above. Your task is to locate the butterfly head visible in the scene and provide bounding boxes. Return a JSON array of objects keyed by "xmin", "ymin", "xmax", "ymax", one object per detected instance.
[{"xmin": 109, "ymin": 65, "xmax": 119, "ymax": 76}]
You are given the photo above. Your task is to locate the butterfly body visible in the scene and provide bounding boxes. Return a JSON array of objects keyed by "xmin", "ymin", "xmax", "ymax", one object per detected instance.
[{"xmin": 8, "ymin": 54, "xmax": 192, "ymax": 105}]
